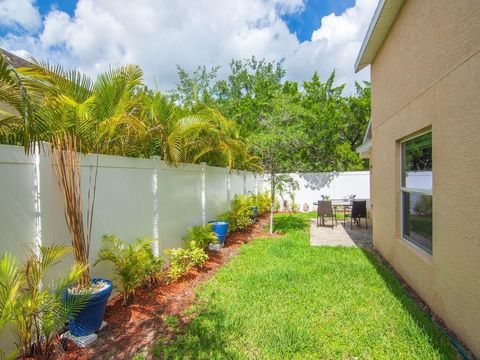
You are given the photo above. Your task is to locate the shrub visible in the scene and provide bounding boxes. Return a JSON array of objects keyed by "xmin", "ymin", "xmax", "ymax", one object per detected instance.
[
  {"xmin": 95, "ymin": 235, "xmax": 163, "ymax": 305},
  {"xmin": 0, "ymin": 246, "xmax": 88, "ymax": 359},
  {"xmin": 256, "ymin": 191, "xmax": 271, "ymax": 215},
  {"xmin": 165, "ymin": 242, "xmax": 208, "ymax": 282},
  {"xmin": 138, "ymin": 239, "xmax": 165, "ymax": 286},
  {"xmin": 219, "ymin": 194, "xmax": 255, "ymax": 233},
  {"xmin": 185, "ymin": 224, "xmax": 218, "ymax": 250},
  {"xmin": 218, "ymin": 192, "xmax": 272, "ymax": 233}
]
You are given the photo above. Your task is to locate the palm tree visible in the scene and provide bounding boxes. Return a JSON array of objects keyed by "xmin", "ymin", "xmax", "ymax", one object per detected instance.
[
  {"xmin": 139, "ymin": 90, "xmax": 213, "ymax": 164},
  {"xmin": 0, "ymin": 51, "xmax": 38, "ymax": 148},
  {"xmin": 184, "ymin": 105, "xmax": 262, "ymax": 170},
  {"xmin": 0, "ymin": 247, "xmax": 87, "ymax": 359},
  {"xmin": 19, "ymin": 62, "xmax": 146, "ymax": 155}
]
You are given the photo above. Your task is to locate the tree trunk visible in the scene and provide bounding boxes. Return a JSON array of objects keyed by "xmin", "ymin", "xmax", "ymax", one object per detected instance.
[{"xmin": 269, "ymin": 172, "xmax": 275, "ymax": 234}]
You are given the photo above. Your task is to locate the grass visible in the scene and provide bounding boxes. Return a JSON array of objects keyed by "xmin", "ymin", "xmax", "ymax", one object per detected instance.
[{"xmin": 154, "ymin": 212, "xmax": 456, "ymax": 359}]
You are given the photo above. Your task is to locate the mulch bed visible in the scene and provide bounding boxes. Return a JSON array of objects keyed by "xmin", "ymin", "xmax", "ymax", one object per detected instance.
[{"xmin": 64, "ymin": 215, "xmax": 272, "ymax": 359}]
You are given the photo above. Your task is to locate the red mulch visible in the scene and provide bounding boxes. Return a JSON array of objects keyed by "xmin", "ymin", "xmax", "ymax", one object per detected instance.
[{"xmin": 63, "ymin": 216, "xmax": 273, "ymax": 359}]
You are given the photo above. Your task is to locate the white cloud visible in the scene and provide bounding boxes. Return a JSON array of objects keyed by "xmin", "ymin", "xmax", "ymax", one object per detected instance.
[
  {"xmin": 284, "ymin": 0, "xmax": 377, "ymax": 90},
  {"xmin": 0, "ymin": 0, "xmax": 377, "ymax": 92},
  {"xmin": 0, "ymin": 0, "xmax": 42, "ymax": 31}
]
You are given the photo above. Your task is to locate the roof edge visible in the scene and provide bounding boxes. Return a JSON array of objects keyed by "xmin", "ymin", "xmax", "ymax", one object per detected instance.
[{"xmin": 354, "ymin": 0, "xmax": 404, "ymax": 73}]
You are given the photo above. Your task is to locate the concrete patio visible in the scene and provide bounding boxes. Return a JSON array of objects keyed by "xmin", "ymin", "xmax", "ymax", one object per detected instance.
[{"xmin": 310, "ymin": 217, "xmax": 372, "ymax": 250}]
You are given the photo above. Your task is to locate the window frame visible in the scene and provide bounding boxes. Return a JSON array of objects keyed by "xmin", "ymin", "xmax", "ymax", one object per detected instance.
[{"xmin": 400, "ymin": 130, "xmax": 433, "ymax": 256}]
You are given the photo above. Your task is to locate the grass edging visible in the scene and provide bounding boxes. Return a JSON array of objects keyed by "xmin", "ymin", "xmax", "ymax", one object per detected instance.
[{"xmin": 370, "ymin": 249, "xmax": 475, "ymax": 360}]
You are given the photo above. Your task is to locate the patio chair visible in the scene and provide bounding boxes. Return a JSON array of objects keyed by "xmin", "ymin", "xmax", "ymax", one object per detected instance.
[
  {"xmin": 316, "ymin": 200, "xmax": 337, "ymax": 228},
  {"xmin": 350, "ymin": 200, "xmax": 367, "ymax": 229}
]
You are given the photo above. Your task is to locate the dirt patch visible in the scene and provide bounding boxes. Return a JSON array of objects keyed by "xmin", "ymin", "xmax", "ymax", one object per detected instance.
[{"xmin": 63, "ymin": 215, "xmax": 272, "ymax": 359}]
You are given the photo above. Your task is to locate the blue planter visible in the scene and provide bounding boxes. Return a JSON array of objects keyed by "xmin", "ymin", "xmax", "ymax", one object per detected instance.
[
  {"xmin": 252, "ymin": 206, "xmax": 258, "ymax": 223},
  {"xmin": 65, "ymin": 278, "xmax": 113, "ymax": 337},
  {"xmin": 209, "ymin": 221, "xmax": 229, "ymax": 245}
]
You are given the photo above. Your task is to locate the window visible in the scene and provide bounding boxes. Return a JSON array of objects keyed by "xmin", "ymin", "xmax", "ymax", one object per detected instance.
[{"xmin": 401, "ymin": 131, "xmax": 432, "ymax": 255}]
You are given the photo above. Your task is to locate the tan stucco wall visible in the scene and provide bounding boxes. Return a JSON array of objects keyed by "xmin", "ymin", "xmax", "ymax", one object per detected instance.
[{"xmin": 370, "ymin": 0, "xmax": 480, "ymax": 356}]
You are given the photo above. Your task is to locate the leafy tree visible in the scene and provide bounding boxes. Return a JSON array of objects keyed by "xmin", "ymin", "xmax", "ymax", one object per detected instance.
[
  {"xmin": 249, "ymin": 92, "xmax": 305, "ymax": 232},
  {"xmin": 171, "ymin": 60, "xmax": 371, "ymax": 173},
  {"xmin": 213, "ymin": 56, "xmax": 285, "ymax": 132},
  {"xmin": 171, "ymin": 65, "xmax": 219, "ymax": 109}
]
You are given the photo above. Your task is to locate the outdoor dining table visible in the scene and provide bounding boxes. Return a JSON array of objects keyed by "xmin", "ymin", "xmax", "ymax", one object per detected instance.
[{"xmin": 313, "ymin": 200, "xmax": 353, "ymax": 226}]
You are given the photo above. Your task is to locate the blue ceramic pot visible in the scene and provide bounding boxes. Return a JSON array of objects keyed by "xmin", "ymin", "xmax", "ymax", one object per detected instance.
[
  {"xmin": 209, "ymin": 221, "xmax": 229, "ymax": 245},
  {"xmin": 65, "ymin": 278, "xmax": 113, "ymax": 337}
]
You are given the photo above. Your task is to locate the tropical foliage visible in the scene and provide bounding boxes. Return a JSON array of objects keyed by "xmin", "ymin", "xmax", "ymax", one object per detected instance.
[
  {"xmin": 219, "ymin": 192, "xmax": 270, "ymax": 233},
  {"xmin": 185, "ymin": 224, "xmax": 218, "ymax": 250},
  {"xmin": 0, "ymin": 246, "xmax": 88, "ymax": 359},
  {"xmin": 0, "ymin": 52, "xmax": 261, "ymax": 171},
  {"xmin": 171, "ymin": 58, "xmax": 370, "ymax": 232},
  {"xmin": 95, "ymin": 235, "xmax": 163, "ymax": 305},
  {"xmin": 164, "ymin": 242, "xmax": 208, "ymax": 283},
  {"xmin": 173, "ymin": 57, "xmax": 371, "ymax": 173}
]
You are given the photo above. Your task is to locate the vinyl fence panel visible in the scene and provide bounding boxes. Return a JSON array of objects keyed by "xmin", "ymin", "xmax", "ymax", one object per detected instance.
[
  {"xmin": 154, "ymin": 160, "xmax": 204, "ymax": 254},
  {"xmin": 205, "ymin": 165, "xmax": 229, "ymax": 221},
  {"xmin": 0, "ymin": 145, "xmax": 37, "ymax": 263}
]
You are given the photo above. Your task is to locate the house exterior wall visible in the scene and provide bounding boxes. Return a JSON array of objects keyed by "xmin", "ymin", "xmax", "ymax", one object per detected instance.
[{"xmin": 370, "ymin": 0, "xmax": 480, "ymax": 355}]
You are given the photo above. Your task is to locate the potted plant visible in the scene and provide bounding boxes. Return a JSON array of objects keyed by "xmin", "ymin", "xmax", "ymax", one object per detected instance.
[
  {"xmin": 208, "ymin": 221, "xmax": 229, "ymax": 246},
  {"xmin": 251, "ymin": 205, "xmax": 258, "ymax": 223},
  {"xmin": 51, "ymin": 135, "xmax": 112, "ymax": 337},
  {"xmin": 0, "ymin": 246, "xmax": 89, "ymax": 358}
]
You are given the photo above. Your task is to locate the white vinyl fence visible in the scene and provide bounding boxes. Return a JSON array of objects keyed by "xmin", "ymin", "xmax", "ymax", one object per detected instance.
[
  {"xmin": 270, "ymin": 172, "xmax": 370, "ymax": 211},
  {"xmin": 0, "ymin": 144, "xmax": 263, "ymax": 277}
]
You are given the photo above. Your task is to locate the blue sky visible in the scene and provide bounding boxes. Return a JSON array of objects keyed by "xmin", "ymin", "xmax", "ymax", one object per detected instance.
[
  {"xmin": 283, "ymin": 0, "xmax": 356, "ymax": 41},
  {"xmin": 0, "ymin": 0, "xmax": 376, "ymax": 91},
  {"xmin": 35, "ymin": 0, "xmax": 77, "ymax": 16}
]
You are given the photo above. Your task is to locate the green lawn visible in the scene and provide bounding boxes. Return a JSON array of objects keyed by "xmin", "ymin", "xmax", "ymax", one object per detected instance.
[{"xmin": 155, "ymin": 213, "xmax": 456, "ymax": 359}]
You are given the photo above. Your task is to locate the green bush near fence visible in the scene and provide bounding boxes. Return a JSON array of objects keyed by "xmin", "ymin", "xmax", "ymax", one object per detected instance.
[
  {"xmin": 95, "ymin": 235, "xmax": 163, "ymax": 305},
  {"xmin": 219, "ymin": 192, "xmax": 271, "ymax": 233},
  {"xmin": 165, "ymin": 242, "xmax": 208, "ymax": 283}
]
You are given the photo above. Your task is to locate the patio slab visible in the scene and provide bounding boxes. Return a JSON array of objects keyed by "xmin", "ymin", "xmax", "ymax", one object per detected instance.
[{"xmin": 309, "ymin": 218, "xmax": 372, "ymax": 250}]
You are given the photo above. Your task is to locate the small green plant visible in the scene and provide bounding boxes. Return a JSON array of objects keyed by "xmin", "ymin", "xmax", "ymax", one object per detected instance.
[
  {"xmin": 0, "ymin": 246, "xmax": 88, "ymax": 359},
  {"xmin": 95, "ymin": 235, "xmax": 163, "ymax": 305},
  {"xmin": 164, "ymin": 314, "xmax": 180, "ymax": 331},
  {"xmin": 219, "ymin": 194, "xmax": 255, "ymax": 233},
  {"xmin": 131, "ymin": 354, "xmax": 147, "ymax": 360},
  {"xmin": 165, "ymin": 242, "xmax": 208, "ymax": 283},
  {"xmin": 255, "ymin": 191, "xmax": 271, "ymax": 215},
  {"xmin": 185, "ymin": 224, "xmax": 218, "ymax": 250},
  {"xmin": 218, "ymin": 192, "xmax": 272, "ymax": 233},
  {"xmin": 138, "ymin": 239, "xmax": 165, "ymax": 287}
]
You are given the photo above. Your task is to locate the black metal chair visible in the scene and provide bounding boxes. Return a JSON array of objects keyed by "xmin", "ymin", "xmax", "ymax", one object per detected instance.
[
  {"xmin": 317, "ymin": 200, "xmax": 337, "ymax": 228},
  {"xmin": 350, "ymin": 200, "xmax": 367, "ymax": 229}
]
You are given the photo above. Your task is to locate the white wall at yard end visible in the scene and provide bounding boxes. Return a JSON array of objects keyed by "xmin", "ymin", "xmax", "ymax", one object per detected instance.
[
  {"xmin": 267, "ymin": 172, "xmax": 370, "ymax": 212},
  {"xmin": 405, "ymin": 171, "xmax": 432, "ymax": 190}
]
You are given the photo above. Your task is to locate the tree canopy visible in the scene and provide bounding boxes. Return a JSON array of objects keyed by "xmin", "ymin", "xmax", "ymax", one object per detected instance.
[
  {"xmin": 0, "ymin": 52, "xmax": 370, "ymax": 173},
  {"xmin": 172, "ymin": 57, "xmax": 371, "ymax": 173}
]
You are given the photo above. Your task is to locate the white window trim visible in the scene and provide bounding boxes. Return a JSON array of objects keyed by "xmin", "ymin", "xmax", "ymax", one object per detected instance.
[
  {"xmin": 400, "ymin": 187, "xmax": 432, "ymax": 196},
  {"xmin": 399, "ymin": 131, "xmax": 433, "ymax": 256}
]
